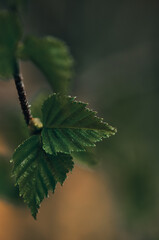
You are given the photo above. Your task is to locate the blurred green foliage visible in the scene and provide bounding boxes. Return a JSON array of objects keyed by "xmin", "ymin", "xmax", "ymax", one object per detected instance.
[
  {"xmin": 20, "ymin": 36, "xmax": 74, "ymax": 93},
  {"xmin": 0, "ymin": 10, "xmax": 22, "ymax": 79}
]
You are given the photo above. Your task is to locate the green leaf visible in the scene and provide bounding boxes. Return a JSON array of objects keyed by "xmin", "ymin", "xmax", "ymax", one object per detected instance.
[
  {"xmin": 47, "ymin": 152, "xmax": 74, "ymax": 185},
  {"xmin": 0, "ymin": 155, "xmax": 21, "ymax": 203},
  {"xmin": 11, "ymin": 135, "xmax": 73, "ymax": 219},
  {"xmin": 41, "ymin": 94, "xmax": 117, "ymax": 155},
  {"xmin": 0, "ymin": 10, "xmax": 22, "ymax": 79},
  {"xmin": 20, "ymin": 36, "xmax": 74, "ymax": 93}
]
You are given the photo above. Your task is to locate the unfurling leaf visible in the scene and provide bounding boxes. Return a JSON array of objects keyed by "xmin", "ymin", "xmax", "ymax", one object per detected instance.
[
  {"xmin": 11, "ymin": 135, "xmax": 73, "ymax": 219},
  {"xmin": 20, "ymin": 36, "xmax": 74, "ymax": 93},
  {"xmin": 41, "ymin": 94, "xmax": 116, "ymax": 155},
  {"xmin": 0, "ymin": 10, "xmax": 22, "ymax": 79}
]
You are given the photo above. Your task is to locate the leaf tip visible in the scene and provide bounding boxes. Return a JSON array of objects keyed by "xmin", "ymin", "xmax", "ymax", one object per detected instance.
[{"xmin": 32, "ymin": 213, "xmax": 37, "ymax": 220}]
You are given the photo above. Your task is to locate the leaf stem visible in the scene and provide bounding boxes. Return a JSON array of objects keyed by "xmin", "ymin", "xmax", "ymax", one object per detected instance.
[{"xmin": 13, "ymin": 60, "xmax": 33, "ymax": 126}]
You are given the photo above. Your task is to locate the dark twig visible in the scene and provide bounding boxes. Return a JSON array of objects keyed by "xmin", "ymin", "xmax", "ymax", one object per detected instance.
[{"xmin": 13, "ymin": 61, "xmax": 32, "ymax": 126}]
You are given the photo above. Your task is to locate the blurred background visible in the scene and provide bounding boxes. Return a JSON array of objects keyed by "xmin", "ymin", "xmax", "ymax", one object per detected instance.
[{"xmin": 0, "ymin": 0, "xmax": 159, "ymax": 239}]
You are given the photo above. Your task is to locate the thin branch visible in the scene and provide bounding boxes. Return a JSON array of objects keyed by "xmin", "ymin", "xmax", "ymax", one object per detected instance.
[{"xmin": 13, "ymin": 61, "xmax": 32, "ymax": 126}]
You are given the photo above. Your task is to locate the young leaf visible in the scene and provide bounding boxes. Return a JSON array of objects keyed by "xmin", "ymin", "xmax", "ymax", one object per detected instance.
[
  {"xmin": 11, "ymin": 135, "xmax": 73, "ymax": 219},
  {"xmin": 0, "ymin": 10, "xmax": 22, "ymax": 79},
  {"xmin": 41, "ymin": 94, "xmax": 117, "ymax": 155},
  {"xmin": 20, "ymin": 36, "xmax": 74, "ymax": 93}
]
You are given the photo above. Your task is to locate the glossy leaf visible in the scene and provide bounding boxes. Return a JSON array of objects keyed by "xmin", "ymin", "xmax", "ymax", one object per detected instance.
[
  {"xmin": 20, "ymin": 36, "xmax": 74, "ymax": 93},
  {"xmin": 0, "ymin": 10, "xmax": 22, "ymax": 79},
  {"xmin": 41, "ymin": 94, "xmax": 117, "ymax": 155},
  {"xmin": 11, "ymin": 135, "xmax": 73, "ymax": 219}
]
